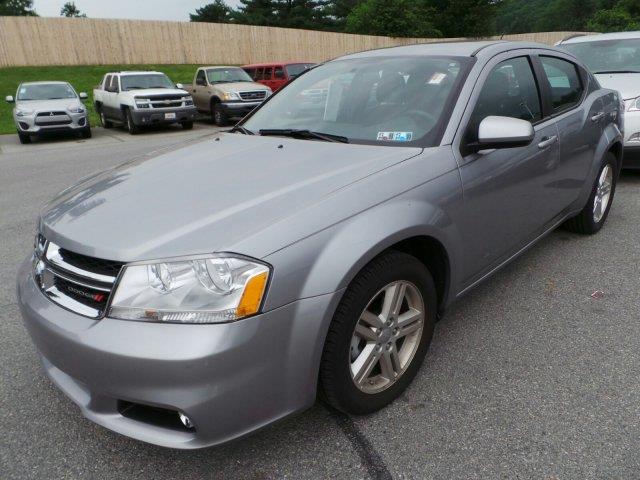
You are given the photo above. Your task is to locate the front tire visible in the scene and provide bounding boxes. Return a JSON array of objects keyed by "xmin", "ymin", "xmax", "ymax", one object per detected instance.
[
  {"xmin": 212, "ymin": 102, "xmax": 228, "ymax": 126},
  {"xmin": 81, "ymin": 124, "xmax": 92, "ymax": 139},
  {"xmin": 124, "ymin": 109, "xmax": 139, "ymax": 135},
  {"xmin": 320, "ymin": 251, "xmax": 437, "ymax": 414},
  {"xmin": 564, "ymin": 152, "xmax": 617, "ymax": 234},
  {"xmin": 17, "ymin": 131, "xmax": 31, "ymax": 144},
  {"xmin": 181, "ymin": 120, "xmax": 194, "ymax": 130}
]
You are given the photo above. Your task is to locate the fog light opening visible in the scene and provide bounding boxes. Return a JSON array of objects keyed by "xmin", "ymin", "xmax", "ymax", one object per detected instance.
[{"xmin": 179, "ymin": 412, "xmax": 194, "ymax": 430}]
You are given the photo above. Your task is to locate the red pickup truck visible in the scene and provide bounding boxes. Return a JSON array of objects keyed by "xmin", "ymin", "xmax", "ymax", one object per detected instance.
[{"xmin": 242, "ymin": 62, "xmax": 315, "ymax": 92}]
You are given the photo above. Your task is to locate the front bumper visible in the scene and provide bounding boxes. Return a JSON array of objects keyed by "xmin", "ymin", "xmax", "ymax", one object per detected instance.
[
  {"xmin": 623, "ymin": 110, "xmax": 640, "ymax": 169},
  {"xmin": 17, "ymin": 257, "xmax": 341, "ymax": 449},
  {"xmin": 219, "ymin": 101, "xmax": 262, "ymax": 118},
  {"xmin": 15, "ymin": 111, "xmax": 88, "ymax": 134},
  {"xmin": 130, "ymin": 106, "xmax": 197, "ymax": 126}
]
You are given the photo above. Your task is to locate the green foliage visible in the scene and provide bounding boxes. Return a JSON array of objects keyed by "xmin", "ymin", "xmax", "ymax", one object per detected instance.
[
  {"xmin": 587, "ymin": 7, "xmax": 640, "ymax": 32},
  {"xmin": 345, "ymin": 0, "xmax": 441, "ymax": 37},
  {"xmin": 0, "ymin": 0, "xmax": 37, "ymax": 16},
  {"xmin": 0, "ymin": 64, "xmax": 205, "ymax": 135},
  {"xmin": 60, "ymin": 2, "xmax": 86, "ymax": 18},
  {"xmin": 190, "ymin": 0, "xmax": 233, "ymax": 23}
]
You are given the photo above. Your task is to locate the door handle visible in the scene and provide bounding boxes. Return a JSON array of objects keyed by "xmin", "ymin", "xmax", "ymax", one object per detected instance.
[
  {"xmin": 537, "ymin": 135, "xmax": 558, "ymax": 149},
  {"xmin": 591, "ymin": 112, "xmax": 605, "ymax": 122}
]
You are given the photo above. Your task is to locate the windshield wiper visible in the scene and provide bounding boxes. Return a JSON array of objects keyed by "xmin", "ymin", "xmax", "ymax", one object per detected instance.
[
  {"xmin": 593, "ymin": 69, "xmax": 640, "ymax": 74},
  {"xmin": 258, "ymin": 129, "xmax": 349, "ymax": 143},
  {"xmin": 228, "ymin": 125, "xmax": 255, "ymax": 135}
]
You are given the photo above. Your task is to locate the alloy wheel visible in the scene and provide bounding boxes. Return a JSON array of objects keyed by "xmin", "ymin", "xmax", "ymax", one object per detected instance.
[
  {"xmin": 593, "ymin": 164, "xmax": 613, "ymax": 223},
  {"xmin": 349, "ymin": 280, "xmax": 425, "ymax": 394}
]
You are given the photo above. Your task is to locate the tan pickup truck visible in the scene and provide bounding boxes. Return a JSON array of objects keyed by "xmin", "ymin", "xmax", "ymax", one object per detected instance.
[{"xmin": 184, "ymin": 66, "xmax": 272, "ymax": 125}]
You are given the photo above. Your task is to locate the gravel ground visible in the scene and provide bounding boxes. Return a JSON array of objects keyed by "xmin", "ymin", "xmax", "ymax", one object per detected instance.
[{"xmin": 1, "ymin": 127, "xmax": 638, "ymax": 479}]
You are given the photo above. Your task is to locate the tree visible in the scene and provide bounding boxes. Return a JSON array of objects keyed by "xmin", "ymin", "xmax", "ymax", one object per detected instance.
[
  {"xmin": 190, "ymin": 0, "xmax": 233, "ymax": 23},
  {"xmin": 322, "ymin": 0, "xmax": 362, "ymax": 31},
  {"xmin": 587, "ymin": 7, "xmax": 640, "ymax": 31},
  {"xmin": 0, "ymin": 0, "xmax": 37, "ymax": 16},
  {"xmin": 60, "ymin": 1, "xmax": 86, "ymax": 17},
  {"xmin": 274, "ymin": 0, "xmax": 331, "ymax": 30},
  {"xmin": 233, "ymin": 0, "xmax": 278, "ymax": 26},
  {"xmin": 345, "ymin": 0, "xmax": 441, "ymax": 37}
]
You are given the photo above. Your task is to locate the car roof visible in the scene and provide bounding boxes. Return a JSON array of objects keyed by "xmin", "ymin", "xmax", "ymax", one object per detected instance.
[
  {"xmin": 200, "ymin": 66, "xmax": 242, "ymax": 70},
  {"xmin": 113, "ymin": 71, "xmax": 165, "ymax": 76},
  {"xmin": 560, "ymin": 31, "xmax": 640, "ymax": 44},
  {"xmin": 20, "ymin": 81, "xmax": 69, "ymax": 86},
  {"xmin": 242, "ymin": 62, "xmax": 314, "ymax": 68},
  {"xmin": 338, "ymin": 40, "xmax": 557, "ymax": 60}
]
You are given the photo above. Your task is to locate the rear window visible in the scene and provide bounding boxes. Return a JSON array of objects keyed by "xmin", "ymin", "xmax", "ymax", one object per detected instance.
[
  {"xmin": 540, "ymin": 56, "xmax": 583, "ymax": 112},
  {"xmin": 285, "ymin": 63, "xmax": 315, "ymax": 78}
]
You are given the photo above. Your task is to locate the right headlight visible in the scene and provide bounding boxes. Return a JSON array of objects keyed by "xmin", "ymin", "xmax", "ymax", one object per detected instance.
[
  {"xmin": 625, "ymin": 96, "xmax": 640, "ymax": 112},
  {"xmin": 16, "ymin": 108, "xmax": 34, "ymax": 117},
  {"xmin": 221, "ymin": 92, "xmax": 240, "ymax": 101},
  {"xmin": 108, "ymin": 254, "xmax": 270, "ymax": 324}
]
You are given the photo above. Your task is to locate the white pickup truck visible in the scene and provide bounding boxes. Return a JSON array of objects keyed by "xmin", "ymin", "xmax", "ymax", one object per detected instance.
[{"xmin": 93, "ymin": 71, "xmax": 197, "ymax": 134}]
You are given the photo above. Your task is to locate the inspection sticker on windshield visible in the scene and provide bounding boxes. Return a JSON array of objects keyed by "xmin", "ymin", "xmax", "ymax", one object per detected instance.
[{"xmin": 377, "ymin": 131, "xmax": 413, "ymax": 142}]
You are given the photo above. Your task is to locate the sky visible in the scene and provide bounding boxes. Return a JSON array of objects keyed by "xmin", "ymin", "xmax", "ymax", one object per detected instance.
[{"xmin": 34, "ymin": 0, "xmax": 241, "ymax": 21}]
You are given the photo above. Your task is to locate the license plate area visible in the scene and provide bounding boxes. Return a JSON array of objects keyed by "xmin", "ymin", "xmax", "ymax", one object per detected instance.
[{"xmin": 164, "ymin": 113, "xmax": 176, "ymax": 120}]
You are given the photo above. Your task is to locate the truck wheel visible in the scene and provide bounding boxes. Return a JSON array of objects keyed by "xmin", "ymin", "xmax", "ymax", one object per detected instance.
[
  {"xmin": 124, "ymin": 109, "xmax": 139, "ymax": 135},
  {"xmin": 18, "ymin": 131, "xmax": 32, "ymax": 144},
  {"xmin": 81, "ymin": 125, "xmax": 92, "ymax": 139},
  {"xmin": 319, "ymin": 251, "xmax": 436, "ymax": 414},
  {"xmin": 212, "ymin": 103, "xmax": 228, "ymax": 126},
  {"xmin": 97, "ymin": 107, "xmax": 113, "ymax": 129},
  {"xmin": 181, "ymin": 121, "xmax": 194, "ymax": 130},
  {"xmin": 563, "ymin": 152, "xmax": 617, "ymax": 234}
]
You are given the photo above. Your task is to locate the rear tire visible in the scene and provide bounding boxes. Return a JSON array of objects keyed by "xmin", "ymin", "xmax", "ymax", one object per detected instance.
[
  {"xmin": 212, "ymin": 102, "xmax": 228, "ymax": 126},
  {"xmin": 124, "ymin": 109, "xmax": 139, "ymax": 135},
  {"xmin": 563, "ymin": 152, "xmax": 617, "ymax": 234},
  {"xmin": 17, "ymin": 131, "xmax": 31, "ymax": 144},
  {"xmin": 97, "ymin": 106, "xmax": 113, "ymax": 129},
  {"xmin": 320, "ymin": 251, "xmax": 437, "ymax": 415},
  {"xmin": 181, "ymin": 121, "xmax": 194, "ymax": 130}
]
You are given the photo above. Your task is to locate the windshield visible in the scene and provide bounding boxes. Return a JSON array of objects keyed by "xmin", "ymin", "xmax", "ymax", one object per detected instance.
[
  {"xmin": 285, "ymin": 63, "xmax": 315, "ymax": 78},
  {"xmin": 17, "ymin": 83, "xmax": 76, "ymax": 101},
  {"xmin": 562, "ymin": 38, "xmax": 640, "ymax": 73},
  {"xmin": 243, "ymin": 56, "xmax": 468, "ymax": 147},
  {"xmin": 120, "ymin": 74, "xmax": 174, "ymax": 91},
  {"xmin": 207, "ymin": 68, "xmax": 253, "ymax": 83}
]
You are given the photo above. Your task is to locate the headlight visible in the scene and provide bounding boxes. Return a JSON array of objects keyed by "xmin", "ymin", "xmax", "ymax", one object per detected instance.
[
  {"xmin": 68, "ymin": 105, "xmax": 85, "ymax": 114},
  {"xmin": 108, "ymin": 254, "xmax": 270, "ymax": 323},
  {"xmin": 16, "ymin": 109, "xmax": 34, "ymax": 117},
  {"xmin": 221, "ymin": 92, "xmax": 240, "ymax": 101},
  {"xmin": 183, "ymin": 96, "xmax": 194, "ymax": 106},
  {"xmin": 625, "ymin": 96, "xmax": 640, "ymax": 112},
  {"xmin": 135, "ymin": 99, "xmax": 150, "ymax": 109}
]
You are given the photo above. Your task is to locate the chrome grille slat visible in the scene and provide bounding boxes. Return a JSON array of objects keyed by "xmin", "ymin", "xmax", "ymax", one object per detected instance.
[{"xmin": 34, "ymin": 238, "xmax": 124, "ymax": 319}]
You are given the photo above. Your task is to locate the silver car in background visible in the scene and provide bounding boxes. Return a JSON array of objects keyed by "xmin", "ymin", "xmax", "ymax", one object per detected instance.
[
  {"xmin": 559, "ymin": 31, "xmax": 640, "ymax": 168},
  {"xmin": 18, "ymin": 41, "xmax": 623, "ymax": 449},
  {"xmin": 6, "ymin": 81, "xmax": 91, "ymax": 144}
]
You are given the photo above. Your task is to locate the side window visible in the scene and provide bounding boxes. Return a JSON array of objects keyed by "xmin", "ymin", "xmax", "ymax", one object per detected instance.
[
  {"xmin": 104, "ymin": 75, "xmax": 112, "ymax": 90},
  {"xmin": 467, "ymin": 56, "xmax": 542, "ymax": 143},
  {"xmin": 263, "ymin": 67, "xmax": 273, "ymax": 80},
  {"xmin": 540, "ymin": 56, "xmax": 583, "ymax": 112},
  {"xmin": 274, "ymin": 66, "xmax": 285, "ymax": 79},
  {"xmin": 109, "ymin": 76, "xmax": 119, "ymax": 93},
  {"xmin": 255, "ymin": 68, "xmax": 264, "ymax": 80},
  {"xmin": 196, "ymin": 70, "xmax": 206, "ymax": 86}
]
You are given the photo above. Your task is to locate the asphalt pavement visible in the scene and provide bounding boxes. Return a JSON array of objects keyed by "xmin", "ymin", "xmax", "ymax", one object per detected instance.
[{"xmin": 1, "ymin": 125, "xmax": 639, "ymax": 479}]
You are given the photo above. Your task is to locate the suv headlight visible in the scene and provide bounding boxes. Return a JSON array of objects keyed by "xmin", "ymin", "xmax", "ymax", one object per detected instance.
[
  {"xmin": 16, "ymin": 108, "xmax": 34, "ymax": 117},
  {"xmin": 625, "ymin": 96, "xmax": 640, "ymax": 112},
  {"xmin": 135, "ymin": 99, "xmax": 150, "ymax": 109},
  {"xmin": 68, "ymin": 105, "xmax": 85, "ymax": 114},
  {"xmin": 108, "ymin": 254, "xmax": 270, "ymax": 324},
  {"xmin": 183, "ymin": 96, "xmax": 194, "ymax": 106},
  {"xmin": 221, "ymin": 92, "xmax": 240, "ymax": 101}
]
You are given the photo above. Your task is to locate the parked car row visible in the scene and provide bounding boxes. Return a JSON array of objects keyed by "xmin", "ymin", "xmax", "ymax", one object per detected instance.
[{"xmin": 5, "ymin": 62, "xmax": 316, "ymax": 144}]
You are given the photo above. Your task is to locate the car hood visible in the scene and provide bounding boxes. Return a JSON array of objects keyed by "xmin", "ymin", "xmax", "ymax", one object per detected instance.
[
  {"xmin": 594, "ymin": 73, "xmax": 640, "ymax": 100},
  {"xmin": 216, "ymin": 82, "xmax": 270, "ymax": 93},
  {"xmin": 16, "ymin": 98, "xmax": 82, "ymax": 111},
  {"xmin": 40, "ymin": 134, "xmax": 421, "ymax": 262}
]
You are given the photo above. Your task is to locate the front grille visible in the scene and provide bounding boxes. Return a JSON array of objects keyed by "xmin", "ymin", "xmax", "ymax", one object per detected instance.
[
  {"xmin": 37, "ymin": 111, "xmax": 66, "ymax": 117},
  {"xmin": 34, "ymin": 238, "xmax": 123, "ymax": 318},
  {"xmin": 138, "ymin": 95, "xmax": 185, "ymax": 109},
  {"xmin": 239, "ymin": 90, "xmax": 267, "ymax": 101},
  {"xmin": 36, "ymin": 119, "xmax": 72, "ymax": 126}
]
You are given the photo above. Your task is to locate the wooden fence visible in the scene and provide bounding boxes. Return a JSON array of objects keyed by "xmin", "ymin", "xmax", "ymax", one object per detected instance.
[{"xmin": 0, "ymin": 17, "xmax": 593, "ymax": 67}]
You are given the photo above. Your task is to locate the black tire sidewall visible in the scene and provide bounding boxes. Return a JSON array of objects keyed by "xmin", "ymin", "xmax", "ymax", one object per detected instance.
[{"xmin": 321, "ymin": 252, "xmax": 437, "ymax": 414}]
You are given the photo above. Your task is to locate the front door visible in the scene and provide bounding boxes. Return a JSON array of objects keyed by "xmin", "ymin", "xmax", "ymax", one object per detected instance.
[{"xmin": 454, "ymin": 54, "xmax": 562, "ymax": 287}]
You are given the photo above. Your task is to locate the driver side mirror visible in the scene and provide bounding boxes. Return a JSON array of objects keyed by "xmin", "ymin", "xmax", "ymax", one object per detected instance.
[
  {"xmin": 477, "ymin": 116, "xmax": 534, "ymax": 150},
  {"xmin": 5, "ymin": 95, "xmax": 14, "ymax": 103},
  {"xmin": 79, "ymin": 92, "xmax": 88, "ymax": 100}
]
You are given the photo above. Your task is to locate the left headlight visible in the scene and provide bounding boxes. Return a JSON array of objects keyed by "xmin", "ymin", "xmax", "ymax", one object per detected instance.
[
  {"xmin": 16, "ymin": 108, "xmax": 34, "ymax": 117},
  {"xmin": 221, "ymin": 91, "xmax": 240, "ymax": 101},
  {"xmin": 109, "ymin": 254, "xmax": 270, "ymax": 324},
  {"xmin": 68, "ymin": 105, "xmax": 86, "ymax": 114}
]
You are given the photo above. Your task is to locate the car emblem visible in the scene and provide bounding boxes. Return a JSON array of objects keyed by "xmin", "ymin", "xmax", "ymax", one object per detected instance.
[{"xmin": 50, "ymin": 112, "xmax": 54, "ymax": 116}]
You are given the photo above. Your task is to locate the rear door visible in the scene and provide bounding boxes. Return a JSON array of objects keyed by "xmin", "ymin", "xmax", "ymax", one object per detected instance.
[
  {"xmin": 454, "ymin": 53, "xmax": 562, "ymax": 286},
  {"xmin": 273, "ymin": 65, "xmax": 286, "ymax": 91},
  {"xmin": 102, "ymin": 75, "xmax": 120, "ymax": 119},
  {"xmin": 535, "ymin": 54, "xmax": 602, "ymax": 206}
]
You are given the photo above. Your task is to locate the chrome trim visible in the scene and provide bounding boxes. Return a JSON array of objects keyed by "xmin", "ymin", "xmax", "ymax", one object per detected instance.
[
  {"xmin": 45, "ymin": 267, "xmax": 112, "ymax": 293},
  {"xmin": 45, "ymin": 242, "xmax": 117, "ymax": 285},
  {"xmin": 36, "ymin": 265, "xmax": 102, "ymax": 318}
]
